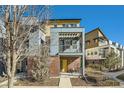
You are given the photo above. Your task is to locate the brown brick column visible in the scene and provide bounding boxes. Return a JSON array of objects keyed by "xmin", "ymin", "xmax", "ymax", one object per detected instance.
[{"xmin": 49, "ymin": 56, "xmax": 60, "ymax": 77}]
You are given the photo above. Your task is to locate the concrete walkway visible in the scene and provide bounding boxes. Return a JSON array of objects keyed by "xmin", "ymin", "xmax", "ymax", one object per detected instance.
[{"xmin": 59, "ymin": 77, "xmax": 72, "ymax": 88}]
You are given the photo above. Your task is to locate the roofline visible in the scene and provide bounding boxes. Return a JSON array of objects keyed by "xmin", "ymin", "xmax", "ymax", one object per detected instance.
[
  {"xmin": 49, "ymin": 18, "xmax": 82, "ymax": 21},
  {"xmin": 85, "ymin": 27, "xmax": 109, "ymax": 41},
  {"xmin": 85, "ymin": 27, "xmax": 100, "ymax": 35}
]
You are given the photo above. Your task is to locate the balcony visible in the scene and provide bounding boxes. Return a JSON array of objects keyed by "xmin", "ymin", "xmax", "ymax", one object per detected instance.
[
  {"xmin": 59, "ymin": 33, "xmax": 82, "ymax": 54},
  {"xmin": 50, "ymin": 27, "xmax": 84, "ymax": 56}
]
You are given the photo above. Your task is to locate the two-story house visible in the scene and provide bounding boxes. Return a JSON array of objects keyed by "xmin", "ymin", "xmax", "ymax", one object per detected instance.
[{"xmin": 49, "ymin": 19, "xmax": 85, "ymax": 76}]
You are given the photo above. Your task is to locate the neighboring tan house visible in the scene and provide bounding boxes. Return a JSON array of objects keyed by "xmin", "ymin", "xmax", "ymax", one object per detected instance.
[
  {"xmin": 85, "ymin": 28, "xmax": 124, "ymax": 68},
  {"xmin": 85, "ymin": 28, "xmax": 109, "ymax": 63},
  {"xmin": 49, "ymin": 19, "xmax": 85, "ymax": 76}
]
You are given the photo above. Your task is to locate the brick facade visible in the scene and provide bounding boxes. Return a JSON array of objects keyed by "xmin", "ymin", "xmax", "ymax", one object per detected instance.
[{"xmin": 49, "ymin": 56, "xmax": 60, "ymax": 77}]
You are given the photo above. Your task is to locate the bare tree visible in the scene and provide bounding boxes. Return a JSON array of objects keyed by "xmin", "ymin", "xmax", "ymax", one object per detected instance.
[
  {"xmin": 31, "ymin": 44, "xmax": 49, "ymax": 82},
  {"xmin": 0, "ymin": 5, "xmax": 49, "ymax": 88}
]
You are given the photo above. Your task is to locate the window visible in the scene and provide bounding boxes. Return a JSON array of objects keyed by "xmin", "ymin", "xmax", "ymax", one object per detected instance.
[
  {"xmin": 86, "ymin": 40, "xmax": 90, "ymax": 46},
  {"xmin": 73, "ymin": 45, "xmax": 77, "ymax": 49},
  {"xmin": 87, "ymin": 52, "xmax": 90, "ymax": 55},
  {"xmin": 64, "ymin": 39, "xmax": 71, "ymax": 49},
  {"xmin": 94, "ymin": 51, "xmax": 97, "ymax": 55},
  {"xmin": 62, "ymin": 24, "xmax": 69, "ymax": 27},
  {"xmin": 72, "ymin": 40, "xmax": 77, "ymax": 44},
  {"xmin": 59, "ymin": 39, "xmax": 64, "ymax": 52},
  {"xmin": 41, "ymin": 39, "xmax": 44, "ymax": 44},
  {"xmin": 30, "ymin": 26, "xmax": 38, "ymax": 33},
  {"xmin": 94, "ymin": 39, "xmax": 98, "ymax": 43},
  {"xmin": 54, "ymin": 24, "xmax": 57, "ymax": 27},
  {"xmin": 70, "ymin": 24, "xmax": 77, "ymax": 27},
  {"xmin": 60, "ymin": 39, "xmax": 64, "ymax": 45},
  {"xmin": 72, "ymin": 40, "xmax": 77, "ymax": 49},
  {"xmin": 91, "ymin": 52, "xmax": 93, "ymax": 55}
]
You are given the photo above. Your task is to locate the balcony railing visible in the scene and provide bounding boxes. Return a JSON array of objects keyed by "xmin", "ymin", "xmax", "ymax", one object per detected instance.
[{"xmin": 59, "ymin": 45, "xmax": 82, "ymax": 53}]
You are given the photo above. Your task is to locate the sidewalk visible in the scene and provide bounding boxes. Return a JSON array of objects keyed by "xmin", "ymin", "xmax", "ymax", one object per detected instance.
[
  {"xmin": 59, "ymin": 77, "xmax": 72, "ymax": 88},
  {"xmin": 0, "ymin": 80, "xmax": 17, "ymax": 87}
]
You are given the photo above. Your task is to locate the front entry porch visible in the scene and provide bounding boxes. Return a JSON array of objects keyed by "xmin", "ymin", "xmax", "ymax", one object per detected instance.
[{"xmin": 60, "ymin": 56, "xmax": 81, "ymax": 73}]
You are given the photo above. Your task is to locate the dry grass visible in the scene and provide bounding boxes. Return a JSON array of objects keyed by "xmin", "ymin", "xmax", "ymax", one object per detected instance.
[
  {"xmin": 15, "ymin": 78, "xmax": 60, "ymax": 86},
  {"xmin": 70, "ymin": 78, "xmax": 97, "ymax": 86},
  {"xmin": 85, "ymin": 67, "xmax": 120, "ymax": 86},
  {"xmin": 97, "ymin": 79, "xmax": 120, "ymax": 86},
  {"xmin": 0, "ymin": 76, "xmax": 7, "ymax": 83},
  {"xmin": 70, "ymin": 78, "xmax": 88, "ymax": 86}
]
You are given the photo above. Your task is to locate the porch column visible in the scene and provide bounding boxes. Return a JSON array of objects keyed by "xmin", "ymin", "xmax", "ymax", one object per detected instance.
[{"xmin": 81, "ymin": 28, "xmax": 85, "ymax": 76}]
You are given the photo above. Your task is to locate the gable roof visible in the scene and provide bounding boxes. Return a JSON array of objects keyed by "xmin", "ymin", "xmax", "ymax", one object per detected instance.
[{"xmin": 85, "ymin": 27, "xmax": 109, "ymax": 41}]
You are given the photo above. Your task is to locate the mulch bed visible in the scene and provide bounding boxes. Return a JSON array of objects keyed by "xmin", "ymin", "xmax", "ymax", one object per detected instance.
[
  {"xmin": 70, "ymin": 78, "xmax": 92, "ymax": 86},
  {"xmin": 15, "ymin": 78, "xmax": 60, "ymax": 86},
  {"xmin": 70, "ymin": 77, "xmax": 120, "ymax": 87}
]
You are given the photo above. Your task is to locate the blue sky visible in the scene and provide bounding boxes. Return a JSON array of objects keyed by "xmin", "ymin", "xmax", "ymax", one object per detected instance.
[{"xmin": 50, "ymin": 5, "xmax": 124, "ymax": 45}]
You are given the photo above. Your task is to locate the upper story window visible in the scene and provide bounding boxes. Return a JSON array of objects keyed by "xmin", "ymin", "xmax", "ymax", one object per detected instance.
[
  {"xmin": 70, "ymin": 24, "xmax": 77, "ymax": 27},
  {"xmin": 59, "ymin": 39, "xmax": 64, "ymax": 45},
  {"xmin": 94, "ymin": 51, "xmax": 97, "ymax": 55},
  {"xmin": 30, "ymin": 26, "xmax": 38, "ymax": 33},
  {"xmin": 41, "ymin": 39, "xmax": 44, "ymax": 44},
  {"xmin": 54, "ymin": 24, "xmax": 57, "ymax": 27},
  {"xmin": 62, "ymin": 24, "xmax": 69, "ymax": 27},
  {"xmin": 91, "ymin": 52, "xmax": 93, "ymax": 55},
  {"xmin": 99, "ymin": 38, "xmax": 105, "ymax": 43},
  {"xmin": 62, "ymin": 24, "xmax": 78, "ymax": 27},
  {"xmin": 72, "ymin": 40, "xmax": 77, "ymax": 49},
  {"xmin": 86, "ymin": 40, "xmax": 90, "ymax": 46},
  {"xmin": 87, "ymin": 52, "xmax": 90, "ymax": 55},
  {"xmin": 94, "ymin": 39, "xmax": 98, "ymax": 43}
]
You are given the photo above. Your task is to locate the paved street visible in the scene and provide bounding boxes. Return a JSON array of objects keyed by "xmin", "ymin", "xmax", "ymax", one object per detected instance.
[{"xmin": 103, "ymin": 70, "xmax": 124, "ymax": 86}]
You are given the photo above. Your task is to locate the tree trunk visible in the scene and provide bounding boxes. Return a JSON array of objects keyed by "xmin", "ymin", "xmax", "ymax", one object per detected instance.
[{"xmin": 8, "ymin": 75, "xmax": 14, "ymax": 88}]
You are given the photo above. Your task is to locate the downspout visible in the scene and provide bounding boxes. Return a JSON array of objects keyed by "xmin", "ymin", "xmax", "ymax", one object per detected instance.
[{"xmin": 82, "ymin": 28, "xmax": 85, "ymax": 76}]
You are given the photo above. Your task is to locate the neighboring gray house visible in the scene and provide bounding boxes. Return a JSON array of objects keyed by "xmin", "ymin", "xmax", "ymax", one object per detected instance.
[
  {"xmin": 0, "ymin": 19, "xmax": 6, "ymax": 76},
  {"xmin": 29, "ymin": 26, "xmax": 46, "ymax": 56}
]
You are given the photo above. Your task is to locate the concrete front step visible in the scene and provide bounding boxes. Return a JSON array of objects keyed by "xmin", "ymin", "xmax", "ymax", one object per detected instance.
[{"xmin": 59, "ymin": 77, "xmax": 72, "ymax": 88}]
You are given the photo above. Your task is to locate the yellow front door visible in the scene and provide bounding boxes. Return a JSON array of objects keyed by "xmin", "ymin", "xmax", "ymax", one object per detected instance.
[{"xmin": 61, "ymin": 59, "xmax": 68, "ymax": 72}]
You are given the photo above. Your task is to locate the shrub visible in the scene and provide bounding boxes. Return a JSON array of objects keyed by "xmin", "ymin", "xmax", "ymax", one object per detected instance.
[
  {"xmin": 88, "ymin": 64, "xmax": 103, "ymax": 71},
  {"xmin": 98, "ymin": 79, "xmax": 120, "ymax": 86}
]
